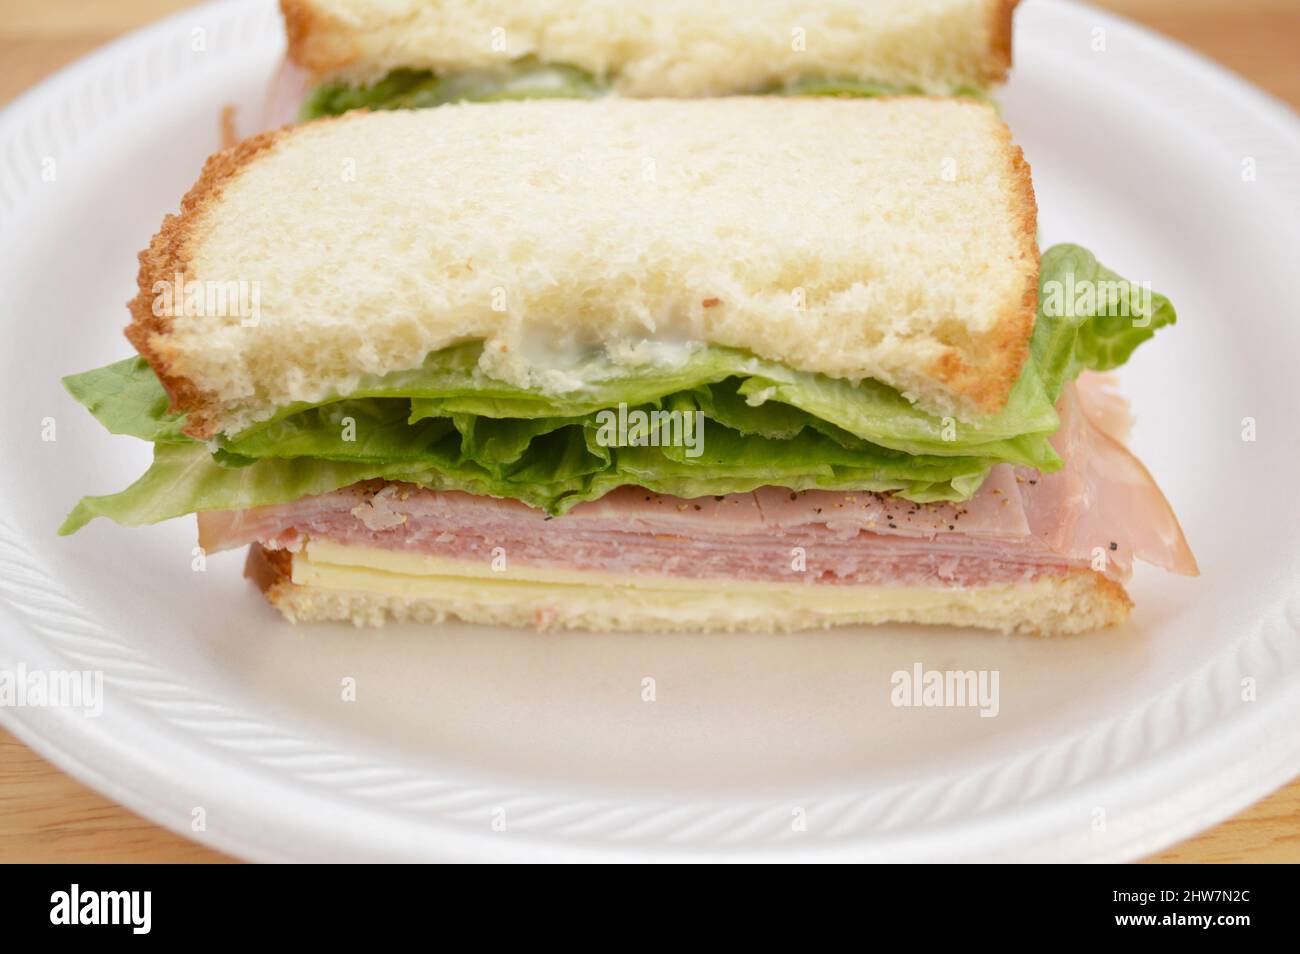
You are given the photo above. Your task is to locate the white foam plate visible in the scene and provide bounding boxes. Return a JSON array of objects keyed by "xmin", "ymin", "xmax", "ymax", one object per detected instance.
[{"xmin": 1, "ymin": 0, "xmax": 1298, "ymax": 862}]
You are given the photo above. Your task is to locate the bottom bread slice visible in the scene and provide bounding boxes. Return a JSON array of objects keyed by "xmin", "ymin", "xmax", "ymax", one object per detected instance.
[{"xmin": 246, "ymin": 543, "xmax": 1132, "ymax": 637}]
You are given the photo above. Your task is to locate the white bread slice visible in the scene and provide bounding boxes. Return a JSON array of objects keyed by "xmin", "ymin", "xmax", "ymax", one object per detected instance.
[
  {"xmin": 246, "ymin": 545, "xmax": 1131, "ymax": 636},
  {"xmin": 282, "ymin": 0, "xmax": 1018, "ymax": 96},
  {"xmin": 128, "ymin": 98, "xmax": 1038, "ymax": 438}
]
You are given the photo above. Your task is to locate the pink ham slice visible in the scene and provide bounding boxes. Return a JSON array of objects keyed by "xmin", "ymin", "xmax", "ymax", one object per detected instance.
[
  {"xmin": 1074, "ymin": 373, "xmax": 1135, "ymax": 444},
  {"xmin": 260, "ymin": 58, "xmax": 312, "ymax": 132},
  {"xmin": 1013, "ymin": 373, "xmax": 1197, "ymax": 579},
  {"xmin": 197, "ymin": 376, "xmax": 1197, "ymax": 587}
]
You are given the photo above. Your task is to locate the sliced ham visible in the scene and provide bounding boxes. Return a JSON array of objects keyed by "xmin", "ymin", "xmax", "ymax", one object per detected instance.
[
  {"xmin": 1016, "ymin": 373, "xmax": 1197, "ymax": 578},
  {"xmin": 197, "ymin": 376, "xmax": 1196, "ymax": 587},
  {"xmin": 1074, "ymin": 372, "xmax": 1135, "ymax": 444},
  {"xmin": 260, "ymin": 58, "xmax": 312, "ymax": 132}
]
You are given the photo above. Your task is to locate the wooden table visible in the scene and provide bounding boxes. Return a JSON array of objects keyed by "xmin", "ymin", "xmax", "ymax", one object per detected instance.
[{"xmin": 2, "ymin": 0, "xmax": 1297, "ymax": 864}]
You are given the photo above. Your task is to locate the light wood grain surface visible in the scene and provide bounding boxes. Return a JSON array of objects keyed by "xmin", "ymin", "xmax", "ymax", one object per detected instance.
[{"xmin": 1, "ymin": 0, "xmax": 1297, "ymax": 864}]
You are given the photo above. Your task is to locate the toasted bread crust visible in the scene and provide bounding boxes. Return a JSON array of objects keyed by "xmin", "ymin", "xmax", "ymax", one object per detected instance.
[
  {"xmin": 1092, "ymin": 570, "xmax": 1135, "ymax": 618},
  {"xmin": 925, "ymin": 105, "xmax": 1038, "ymax": 416},
  {"xmin": 125, "ymin": 126, "xmax": 295, "ymax": 439},
  {"xmin": 280, "ymin": 0, "xmax": 314, "ymax": 69},
  {"xmin": 245, "ymin": 542, "xmax": 295, "ymax": 598},
  {"xmin": 282, "ymin": 0, "xmax": 357, "ymax": 78},
  {"xmin": 984, "ymin": 0, "xmax": 1020, "ymax": 84}
]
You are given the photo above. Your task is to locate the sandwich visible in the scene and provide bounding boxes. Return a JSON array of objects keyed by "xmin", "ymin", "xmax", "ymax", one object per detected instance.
[
  {"xmin": 61, "ymin": 97, "xmax": 1196, "ymax": 634},
  {"xmin": 266, "ymin": 0, "xmax": 1018, "ymax": 122}
]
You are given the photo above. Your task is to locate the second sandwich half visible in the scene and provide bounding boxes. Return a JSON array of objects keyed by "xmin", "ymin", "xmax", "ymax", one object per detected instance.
[{"xmin": 62, "ymin": 98, "xmax": 1196, "ymax": 633}]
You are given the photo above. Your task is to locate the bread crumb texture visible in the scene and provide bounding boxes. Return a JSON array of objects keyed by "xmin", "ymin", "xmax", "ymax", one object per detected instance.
[
  {"xmin": 135, "ymin": 98, "xmax": 1037, "ymax": 436},
  {"xmin": 284, "ymin": 0, "xmax": 1017, "ymax": 94}
]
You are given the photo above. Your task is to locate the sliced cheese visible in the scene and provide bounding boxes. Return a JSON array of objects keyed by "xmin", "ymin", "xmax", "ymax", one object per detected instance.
[{"xmin": 279, "ymin": 541, "xmax": 1126, "ymax": 635}]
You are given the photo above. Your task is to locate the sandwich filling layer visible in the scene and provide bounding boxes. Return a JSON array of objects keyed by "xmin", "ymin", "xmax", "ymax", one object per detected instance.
[
  {"xmin": 227, "ymin": 371, "xmax": 1193, "ymax": 634},
  {"xmin": 61, "ymin": 245, "xmax": 1174, "ymax": 533},
  {"xmin": 297, "ymin": 62, "xmax": 991, "ymax": 120},
  {"xmin": 199, "ymin": 377, "xmax": 1197, "ymax": 602}
]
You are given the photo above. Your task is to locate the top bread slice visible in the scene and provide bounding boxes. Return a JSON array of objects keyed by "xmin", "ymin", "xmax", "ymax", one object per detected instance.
[
  {"xmin": 127, "ymin": 97, "xmax": 1038, "ymax": 439},
  {"xmin": 283, "ymin": 0, "xmax": 1019, "ymax": 96}
]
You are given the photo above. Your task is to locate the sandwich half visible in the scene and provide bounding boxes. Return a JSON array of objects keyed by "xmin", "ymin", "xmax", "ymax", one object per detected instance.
[
  {"xmin": 62, "ymin": 98, "xmax": 1196, "ymax": 634},
  {"xmin": 271, "ymin": 0, "xmax": 1019, "ymax": 121}
]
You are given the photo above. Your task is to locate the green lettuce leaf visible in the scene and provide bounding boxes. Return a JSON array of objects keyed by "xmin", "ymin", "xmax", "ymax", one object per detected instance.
[
  {"xmin": 59, "ymin": 244, "xmax": 1174, "ymax": 532},
  {"xmin": 299, "ymin": 63, "xmax": 990, "ymax": 121},
  {"xmin": 300, "ymin": 61, "xmax": 606, "ymax": 120},
  {"xmin": 62, "ymin": 356, "xmax": 191, "ymax": 443},
  {"xmin": 59, "ymin": 443, "xmax": 441, "ymax": 534},
  {"xmin": 1034, "ymin": 244, "xmax": 1176, "ymax": 391},
  {"xmin": 58, "ymin": 424, "xmax": 995, "ymax": 534}
]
